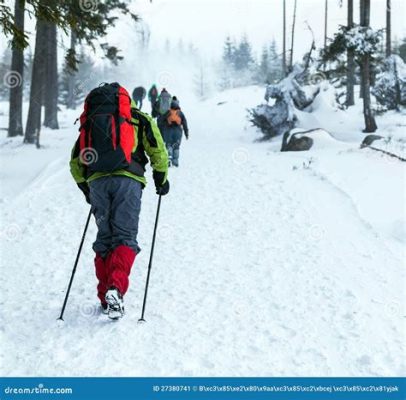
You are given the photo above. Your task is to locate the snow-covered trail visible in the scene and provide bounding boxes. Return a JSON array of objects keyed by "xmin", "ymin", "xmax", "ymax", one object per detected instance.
[{"xmin": 0, "ymin": 87, "xmax": 404, "ymax": 376}]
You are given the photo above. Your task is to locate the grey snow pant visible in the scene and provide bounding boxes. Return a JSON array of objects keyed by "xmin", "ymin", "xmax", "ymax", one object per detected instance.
[
  {"xmin": 89, "ymin": 176, "xmax": 142, "ymax": 258},
  {"xmin": 162, "ymin": 127, "xmax": 182, "ymax": 166}
]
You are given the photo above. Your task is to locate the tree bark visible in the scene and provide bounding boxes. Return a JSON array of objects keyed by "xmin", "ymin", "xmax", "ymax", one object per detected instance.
[
  {"xmin": 282, "ymin": 0, "xmax": 287, "ymax": 76},
  {"xmin": 346, "ymin": 0, "xmax": 355, "ymax": 106},
  {"xmin": 289, "ymin": 0, "xmax": 297, "ymax": 69},
  {"xmin": 324, "ymin": 0, "xmax": 328, "ymax": 50},
  {"xmin": 43, "ymin": 22, "xmax": 59, "ymax": 129},
  {"xmin": 25, "ymin": 18, "xmax": 47, "ymax": 143},
  {"xmin": 66, "ymin": 30, "xmax": 77, "ymax": 110},
  {"xmin": 386, "ymin": 0, "xmax": 391, "ymax": 57},
  {"xmin": 360, "ymin": 0, "xmax": 377, "ymax": 132},
  {"xmin": 8, "ymin": 0, "xmax": 25, "ymax": 137}
]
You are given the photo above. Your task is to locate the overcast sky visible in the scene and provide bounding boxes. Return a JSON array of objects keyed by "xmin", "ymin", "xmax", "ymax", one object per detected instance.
[
  {"xmin": 131, "ymin": 0, "xmax": 406, "ymax": 59},
  {"xmin": 1, "ymin": 0, "xmax": 405, "ymax": 62}
]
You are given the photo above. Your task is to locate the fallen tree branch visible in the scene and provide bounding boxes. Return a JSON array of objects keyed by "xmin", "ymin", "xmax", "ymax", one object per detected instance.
[{"xmin": 363, "ymin": 145, "xmax": 406, "ymax": 162}]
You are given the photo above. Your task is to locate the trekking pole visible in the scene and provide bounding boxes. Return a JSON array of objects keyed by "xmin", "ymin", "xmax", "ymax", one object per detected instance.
[
  {"xmin": 138, "ymin": 194, "xmax": 162, "ymax": 323},
  {"xmin": 58, "ymin": 208, "xmax": 92, "ymax": 321}
]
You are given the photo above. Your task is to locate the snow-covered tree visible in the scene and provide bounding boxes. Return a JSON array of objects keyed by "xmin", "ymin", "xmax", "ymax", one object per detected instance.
[
  {"xmin": 60, "ymin": 49, "xmax": 100, "ymax": 109},
  {"xmin": 257, "ymin": 40, "xmax": 283, "ymax": 84},
  {"xmin": 250, "ymin": 65, "xmax": 320, "ymax": 140},
  {"xmin": 373, "ymin": 55, "xmax": 406, "ymax": 110},
  {"xmin": 218, "ymin": 35, "xmax": 257, "ymax": 89}
]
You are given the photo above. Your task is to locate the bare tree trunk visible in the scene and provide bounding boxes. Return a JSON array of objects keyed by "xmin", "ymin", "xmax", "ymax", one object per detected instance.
[
  {"xmin": 359, "ymin": 0, "xmax": 365, "ymax": 98},
  {"xmin": 360, "ymin": 0, "xmax": 377, "ymax": 132},
  {"xmin": 25, "ymin": 18, "xmax": 47, "ymax": 144},
  {"xmin": 43, "ymin": 22, "xmax": 59, "ymax": 129},
  {"xmin": 289, "ymin": 0, "xmax": 297, "ymax": 69},
  {"xmin": 346, "ymin": 0, "xmax": 355, "ymax": 106},
  {"xmin": 386, "ymin": 0, "xmax": 391, "ymax": 57},
  {"xmin": 323, "ymin": 0, "xmax": 328, "ymax": 70},
  {"xmin": 8, "ymin": 0, "xmax": 25, "ymax": 137},
  {"xmin": 324, "ymin": 0, "xmax": 328, "ymax": 51},
  {"xmin": 66, "ymin": 30, "xmax": 77, "ymax": 110},
  {"xmin": 282, "ymin": 0, "xmax": 287, "ymax": 76}
]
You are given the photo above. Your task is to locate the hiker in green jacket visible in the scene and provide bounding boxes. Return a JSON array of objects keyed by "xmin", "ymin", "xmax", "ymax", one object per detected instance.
[{"xmin": 70, "ymin": 83, "xmax": 169, "ymax": 320}]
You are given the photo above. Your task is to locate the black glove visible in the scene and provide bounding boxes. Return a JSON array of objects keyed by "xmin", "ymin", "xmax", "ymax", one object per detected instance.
[
  {"xmin": 77, "ymin": 182, "xmax": 91, "ymax": 204},
  {"xmin": 184, "ymin": 131, "xmax": 189, "ymax": 140},
  {"xmin": 158, "ymin": 180, "xmax": 170, "ymax": 195},
  {"xmin": 153, "ymin": 170, "xmax": 170, "ymax": 196}
]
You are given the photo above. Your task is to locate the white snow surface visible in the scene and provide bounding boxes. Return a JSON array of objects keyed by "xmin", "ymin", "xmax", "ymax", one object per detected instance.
[{"xmin": 0, "ymin": 86, "xmax": 405, "ymax": 376}]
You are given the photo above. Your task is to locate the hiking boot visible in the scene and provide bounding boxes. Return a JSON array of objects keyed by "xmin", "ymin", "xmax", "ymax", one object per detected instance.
[
  {"xmin": 105, "ymin": 286, "xmax": 125, "ymax": 320},
  {"xmin": 101, "ymin": 302, "xmax": 109, "ymax": 315}
]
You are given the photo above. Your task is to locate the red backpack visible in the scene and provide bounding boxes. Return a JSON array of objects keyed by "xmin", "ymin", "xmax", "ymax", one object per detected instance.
[{"xmin": 78, "ymin": 82, "xmax": 135, "ymax": 173}]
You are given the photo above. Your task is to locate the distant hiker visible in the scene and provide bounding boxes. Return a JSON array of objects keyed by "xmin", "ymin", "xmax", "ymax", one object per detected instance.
[
  {"xmin": 132, "ymin": 86, "xmax": 147, "ymax": 110},
  {"xmin": 148, "ymin": 84, "xmax": 159, "ymax": 114},
  {"xmin": 161, "ymin": 96, "xmax": 189, "ymax": 167},
  {"xmin": 155, "ymin": 88, "xmax": 172, "ymax": 130},
  {"xmin": 70, "ymin": 82, "xmax": 169, "ymax": 320}
]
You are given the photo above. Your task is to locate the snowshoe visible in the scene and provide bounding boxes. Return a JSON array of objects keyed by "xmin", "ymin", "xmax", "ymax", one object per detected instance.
[{"xmin": 105, "ymin": 287, "xmax": 125, "ymax": 320}]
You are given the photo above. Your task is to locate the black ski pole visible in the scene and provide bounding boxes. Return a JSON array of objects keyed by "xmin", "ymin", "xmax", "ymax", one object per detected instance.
[
  {"xmin": 138, "ymin": 194, "xmax": 162, "ymax": 323},
  {"xmin": 58, "ymin": 208, "xmax": 92, "ymax": 321}
]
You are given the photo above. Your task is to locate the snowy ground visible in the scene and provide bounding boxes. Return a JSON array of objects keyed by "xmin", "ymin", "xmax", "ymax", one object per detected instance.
[{"xmin": 0, "ymin": 86, "xmax": 405, "ymax": 376}]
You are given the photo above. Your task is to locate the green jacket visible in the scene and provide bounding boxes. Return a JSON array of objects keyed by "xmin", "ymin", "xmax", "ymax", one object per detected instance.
[{"xmin": 70, "ymin": 108, "xmax": 168, "ymax": 188}]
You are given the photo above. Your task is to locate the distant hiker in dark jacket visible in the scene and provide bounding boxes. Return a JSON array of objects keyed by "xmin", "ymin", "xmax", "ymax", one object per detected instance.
[
  {"xmin": 148, "ymin": 84, "xmax": 159, "ymax": 114},
  {"xmin": 132, "ymin": 86, "xmax": 147, "ymax": 110},
  {"xmin": 70, "ymin": 83, "xmax": 169, "ymax": 320},
  {"xmin": 161, "ymin": 97, "xmax": 189, "ymax": 167},
  {"xmin": 155, "ymin": 88, "xmax": 172, "ymax": 130}
]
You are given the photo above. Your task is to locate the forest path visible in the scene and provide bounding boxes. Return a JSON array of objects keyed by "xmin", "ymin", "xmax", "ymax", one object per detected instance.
[{"xmin": 0, "ymin": 87, "xmax": 404, "ymax": 376}]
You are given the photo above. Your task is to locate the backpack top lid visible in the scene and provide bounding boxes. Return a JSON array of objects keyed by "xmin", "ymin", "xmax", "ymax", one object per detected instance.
[
  {"xmin": 167, "ymin": 109, "xmax": 182, "ymax": 125},
  {"xmin": 83, "ymin": 82, "xmax": 131, "ymax": 121}
]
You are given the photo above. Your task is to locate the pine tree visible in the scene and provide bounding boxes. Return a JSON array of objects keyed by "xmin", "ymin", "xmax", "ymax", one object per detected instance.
[
  {"xmin": 258, "ymin": 47, "xmax": 270, "ymax": 83},
  {"xmin": 222, "ymin": 36, "xmax": 235, "ymax": 67},
  {"xmin": 268, "ymin": 39, "xmax": 283, "ymax": 83},
  {"xmin": 360, "ymin": 0, "xmax": 377, "ymax": 132},
  {"xmin": 386, "ymin": 0, "xmax": 391, "ymax": 57},
  {"xmin": 24, "ymin": 17, "xmax": 47, "ymax": 144},
  {"xmin": 8, "ymin": 0, "xmax": 25, "ymax": 137},
  {"xmin": 346, "ymin": 0, "xmax": 355, "ymax": 106},
  {"xmin": 234, "ymin": 35, "xmax": 254, "ymax": 71},
  {"xmin": 43, "ymin": 21, "xmax": 59, "ymax": 129}
]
